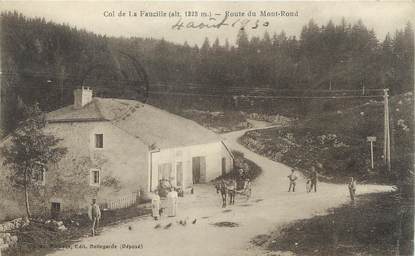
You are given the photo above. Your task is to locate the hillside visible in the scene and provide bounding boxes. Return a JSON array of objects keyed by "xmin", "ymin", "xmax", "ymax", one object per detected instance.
[
  {"xmin": 240, "ymin": 93, "xmax": 413, "ymax": 184},
  {"xmin": 1, "ymin": 11, "xmax": 413, "ymax": 138}
]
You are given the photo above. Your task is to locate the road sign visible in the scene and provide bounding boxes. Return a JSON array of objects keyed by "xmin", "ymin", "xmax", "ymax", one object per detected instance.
[{"xmin": 367, "ymin": 136, "xmax": 376, "ymax": 169}]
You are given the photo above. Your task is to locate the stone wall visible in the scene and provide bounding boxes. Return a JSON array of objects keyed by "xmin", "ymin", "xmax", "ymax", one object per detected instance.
[
  {"xmin": 0, "ymin": 218, "xmax": 28, "ymax": 253},
  {"xmin": 0, "ymin": 120, "xmax": 149, "ymax": 220}
]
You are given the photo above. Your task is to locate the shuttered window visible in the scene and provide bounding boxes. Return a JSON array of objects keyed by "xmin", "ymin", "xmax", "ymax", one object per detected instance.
[{"xmin": 95, "ymin": 134, "xmax": 103, "ymax": 148}]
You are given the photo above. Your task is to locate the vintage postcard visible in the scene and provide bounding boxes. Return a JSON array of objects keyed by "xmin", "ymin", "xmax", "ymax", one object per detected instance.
[{"xmin": 0, "ymin": 1, "xmax": 414, "ymax": 256}]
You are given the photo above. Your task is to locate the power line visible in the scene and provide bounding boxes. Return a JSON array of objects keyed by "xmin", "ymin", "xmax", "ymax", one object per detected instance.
[
  {"xmin": 2, "ymin": 81, "xmax": 385, "ymax": 95},
  {"xmin": 0, "ymin": 72, "xmax": 386, "ymax": 93},
  {"xmin": 148, "ymin": 91, "xmax": 385, "ymax": 99},
  {"xmin": 3, "ymin": 84, "xmax": 385, "ymax": 99}
]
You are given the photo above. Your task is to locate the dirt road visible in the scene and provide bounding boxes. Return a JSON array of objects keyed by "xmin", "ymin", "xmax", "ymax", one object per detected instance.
[{"xmin": 47, "ymin": 126, "xmax": 393, "ymax": 256}]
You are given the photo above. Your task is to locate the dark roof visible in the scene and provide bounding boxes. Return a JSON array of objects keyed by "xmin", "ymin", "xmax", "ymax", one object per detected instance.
[{"xmin": 47, "ymin": 100, "xmax": 107, "ymax": 123}]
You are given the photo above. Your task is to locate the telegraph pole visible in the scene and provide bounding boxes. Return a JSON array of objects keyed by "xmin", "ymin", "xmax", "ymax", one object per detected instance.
[{"xmin": 383, "ymin": 88, "xmax": 391, "ymax": 171}]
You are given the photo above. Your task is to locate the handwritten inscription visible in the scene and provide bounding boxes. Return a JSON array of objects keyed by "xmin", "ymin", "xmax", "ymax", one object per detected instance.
[{"xmin": 171, "ymin": 14, "xmax": 271, "ymax": 31}]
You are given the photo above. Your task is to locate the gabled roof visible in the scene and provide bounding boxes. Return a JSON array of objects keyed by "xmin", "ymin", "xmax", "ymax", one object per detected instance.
[{"xmin": 47, "ymin": 98, "xmax": 220, "ymax": 149}]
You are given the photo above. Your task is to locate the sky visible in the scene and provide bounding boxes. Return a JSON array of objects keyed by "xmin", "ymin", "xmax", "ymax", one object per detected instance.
[{"xmin": 0, "ymin": 1, "xmax": 414, "ymax": 46}]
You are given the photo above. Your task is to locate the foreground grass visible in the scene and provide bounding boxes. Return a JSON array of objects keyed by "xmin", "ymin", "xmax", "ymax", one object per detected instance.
[
  {"xmin": 4, "ymin": 204, "xmax": 151, "ymax": 256},
  {"xmin": 252, "ymin": 192, "xmax": 414, "ymax": 256}
]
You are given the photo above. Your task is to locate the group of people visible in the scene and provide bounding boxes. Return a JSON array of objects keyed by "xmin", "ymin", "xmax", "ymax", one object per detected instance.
[
  {"xmin": 86, "ymin": 186, "xmax": 180, "ymax": 237},
  {"xmin": 151, "ymin": 187, "xmax": 179, "ymax": 220},
  {"xmin": 287, "ymin": 166, "xmax": 357, "ymax": 201},
  {"xmin": 86, "ymin": 166, "xmax": 357, "ymax": 236}
]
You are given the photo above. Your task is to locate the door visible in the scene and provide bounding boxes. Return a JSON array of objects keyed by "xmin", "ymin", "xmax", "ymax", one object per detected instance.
[
  {"xmin": 192, "ymin": 157, "xmax": 200, "ymax": 184},
  {"xmin": 222, "ymin": 157, "xmax": 226, "ymax": 176},
  {"xmin": 158, "ymin": 163, "xmax": 173, "ymax": 182},
  {"xmin": 176, "ymin": 162, "xmax": 183, "ymax": 187},
  {"xmin": 51, "ymin": 202, "xmax": 61, "ymax": 219},
  {"xmin": 192, "ymin": 156, "xmax": 206, "ymax": 184}
]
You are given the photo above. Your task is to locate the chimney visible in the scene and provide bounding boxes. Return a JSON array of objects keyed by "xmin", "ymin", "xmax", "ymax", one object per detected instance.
[{"xmin": 73, "ymin": 86, "xmax": 93, "ymax": 109}]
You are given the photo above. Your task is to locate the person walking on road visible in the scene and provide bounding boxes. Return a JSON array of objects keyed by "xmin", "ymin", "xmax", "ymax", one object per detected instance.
[
  {"xmin": 309, "ymin": 166, "xmax": 319, "ymax": 192},
  {"xmin": 348, "ymin": 177, "xmax": 357, "ymax": 201},
  {"xmin": 308, "ymin": 165, "xmax": 333, "ymax": 192},
  {"xmin": 287, "ymin": 169, "xmax": 298, "ymax": 192},
  {"xmin": 88, "ymin": 198, "xmax": 101, "ymax": 236}
]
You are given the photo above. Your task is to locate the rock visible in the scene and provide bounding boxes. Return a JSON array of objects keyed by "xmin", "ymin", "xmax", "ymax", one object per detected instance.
[
  {"xmin": 57, "ymin": 225, "xmax": 67, "ymax": 231},
  {"xmin": 9, "ymin": 236, "xmax": 17, "ymax": 244}
]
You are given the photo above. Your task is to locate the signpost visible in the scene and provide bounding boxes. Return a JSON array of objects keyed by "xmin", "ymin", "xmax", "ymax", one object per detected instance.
[{"xmin": 367, "ymin": 136, "xmax": 377, "ymax": 169}]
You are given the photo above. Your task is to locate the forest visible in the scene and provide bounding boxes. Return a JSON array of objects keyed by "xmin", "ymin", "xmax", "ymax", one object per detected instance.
[{"xmin": 0, "ymin": 11, "xmax": 414, "ymax": 135}]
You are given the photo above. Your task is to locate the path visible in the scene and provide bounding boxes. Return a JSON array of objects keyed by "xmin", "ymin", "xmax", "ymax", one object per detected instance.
[{"xmin": 47, "ymin": 124, "xmax": 393, "ymax": 256}]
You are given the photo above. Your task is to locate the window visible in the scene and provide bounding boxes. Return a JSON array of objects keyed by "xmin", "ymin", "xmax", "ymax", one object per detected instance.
[
  {"xmin": 95, "ymin": 134, "xmax": 103, "ymax": 148},
  {"xmin": 51, "ymin": 202, "xmax": 61, "ymax": 219},
  {"xmin": 90, "ymin": 169, "xmax": 100, "ymax": 186}
]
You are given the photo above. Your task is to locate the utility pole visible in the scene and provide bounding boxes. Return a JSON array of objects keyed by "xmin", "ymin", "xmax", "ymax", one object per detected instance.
[
  {"xmin": 383, "ymin": 88, "xmax": 391, "ymax": 171},
  {"xmin": 362, "ymin": 82, "xmax": 365, "ymax": 96}
]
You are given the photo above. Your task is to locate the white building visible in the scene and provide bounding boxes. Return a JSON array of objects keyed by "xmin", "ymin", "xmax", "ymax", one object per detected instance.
[{"xmin": 0, "ymin": 87, "xmax": 234, "ymax": 216}]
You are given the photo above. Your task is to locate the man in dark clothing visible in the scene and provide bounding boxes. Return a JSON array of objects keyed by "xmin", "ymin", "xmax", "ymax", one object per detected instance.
[
  {"xmin": 88, "ymin": 198, "xmax": 101, "ymax": 236},
  {"xmin": 309, "ymin": 166, "xmax": 318, "ymax": 192}
]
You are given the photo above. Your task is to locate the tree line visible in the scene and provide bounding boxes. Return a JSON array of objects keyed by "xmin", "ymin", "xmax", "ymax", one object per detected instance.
[{"xmin": 0, "ymin": 11, "xmax": 413, "ymax": 134}]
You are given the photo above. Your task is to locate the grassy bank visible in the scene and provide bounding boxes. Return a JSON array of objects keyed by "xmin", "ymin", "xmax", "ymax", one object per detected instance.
[
  {"xmin": 240, "ymin": 93, "xmax": 413, "ymax": 184},
  {"xmin": 175, "ymin": 109, "xmax": 251, "ymax": 133},
  {"xmin": 4, "ymin": 204, "xmax": 151, "ymax": 256},
  {"xmin": 252, "ymin": 192, "xmax": 413, "ymax": 256},
  {"xmin": 215, "ymin": 150, "xmax": 262, "ymax": 182}
]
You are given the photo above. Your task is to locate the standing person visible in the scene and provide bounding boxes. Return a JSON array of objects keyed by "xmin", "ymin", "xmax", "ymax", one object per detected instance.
[
  {"xmin": 215, "ymin": 179, "xmax": 227, "ymax": 208},
  {"xmin": 238, "ymin": 168, "xmax": 245, "ymax": 180},
  {"xmin": 88, "ymin": 198, "xmax": 101, "ymax": 236},
  {"xmin": 348, "ymin": 177, "xmax": 357, "ymax": 201},
  {"xmin": 244, "ymin": 178, "xmax": 252, "ymax": 199},
  {"xmin": 309, "ymin": 166, "xmax": 318, "ymax": 193},
  {"xmin": 287, "ymin": 169, "xmax": 298, "ymax": 192},
  {"xmin": 166, "ymin": 188, "xmax": 178, "ymax": 217},
  {"xmin": 151, "ymin": 190, "xmax": 161, "ymax": 220},
  {"xmin": 228, "ymin": 179, "xmax": 237, "ymax": 205}
]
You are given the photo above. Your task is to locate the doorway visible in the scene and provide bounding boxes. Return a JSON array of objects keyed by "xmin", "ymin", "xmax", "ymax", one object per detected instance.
[
  {"xmin": 192, "ymin": 156, "xmax": 206, "ymax": 184},
  {"xmin": 176, "ymin": 162, "xmax": 183, "ymax": 187},
  {"xmin": 222, "ymin": 157, "xmax": 226, "ymax": 176},
  {"xmin": 51, "ymin": 202, "xmax": 61, "ymax": 219}
]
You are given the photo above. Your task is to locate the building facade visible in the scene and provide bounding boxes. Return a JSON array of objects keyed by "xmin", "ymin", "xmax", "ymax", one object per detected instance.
[{"xmin": 0, "ymin": 87, "xmax": 233, "ymax": 218}]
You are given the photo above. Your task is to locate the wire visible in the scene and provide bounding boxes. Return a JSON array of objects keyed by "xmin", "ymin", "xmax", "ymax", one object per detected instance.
[
  {"xmin": 148, "ymin": 91, "xmax": 385, "ymax": 99},
  {"xmin": 1, "ymin": 81, "xmax": 385, "ymax": 95},
  {"xmin": 0, "ymin": 72, "xmax": 386, "ymax": 93}
]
